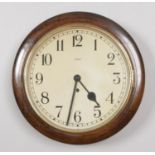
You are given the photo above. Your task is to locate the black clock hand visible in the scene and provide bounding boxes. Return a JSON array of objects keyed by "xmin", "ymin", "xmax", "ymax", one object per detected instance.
[
  {"xmin": 78, "ymin": 80, "xmax": 89, "ymax": 93},
  {"xmin": 66, "ymin": 75, "xmax": 79, "ymax": 126},
  {"xmin": 78, "ymin": 78, "xmax": 100, "ymax": 107},
  {"xmin": 87, "ymin": 92, "xmax": 100, "ymax": 107}
]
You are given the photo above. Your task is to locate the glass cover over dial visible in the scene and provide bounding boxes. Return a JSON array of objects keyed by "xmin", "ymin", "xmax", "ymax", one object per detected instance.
[{"xmin": 24, "ymin": 24, "xmax": 134, "ymax": 132}]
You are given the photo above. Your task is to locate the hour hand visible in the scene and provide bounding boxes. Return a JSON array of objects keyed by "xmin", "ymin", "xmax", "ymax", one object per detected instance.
[
  {"xmin": 87, "ymin": 92, "xmax": 100, "ymax": 107},
  {"xmin": 75, "ymin": 75, "xmax": 100, "ymax": 107}
]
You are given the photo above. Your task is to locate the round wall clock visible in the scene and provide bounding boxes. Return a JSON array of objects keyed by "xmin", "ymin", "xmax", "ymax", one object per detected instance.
[{"xmin": 13, "ymin": 12, "xmax": 145, "ymax": 144}]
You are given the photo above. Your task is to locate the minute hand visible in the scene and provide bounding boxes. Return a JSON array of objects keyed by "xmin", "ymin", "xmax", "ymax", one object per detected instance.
[{"xmin": 66, "ymin": 80, "xmax": 78, "ymax": 126}]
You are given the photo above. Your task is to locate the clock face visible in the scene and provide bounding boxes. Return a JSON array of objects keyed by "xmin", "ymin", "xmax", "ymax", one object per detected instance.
[{"xmin": 24, "ymin": 24, "xmax": 134, "ymax": 132}]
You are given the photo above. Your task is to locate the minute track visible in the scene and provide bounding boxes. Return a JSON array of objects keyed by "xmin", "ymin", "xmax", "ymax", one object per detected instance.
[{"xmin": 25, "ymin": 26, "xmax": 132, "ymax": 132}]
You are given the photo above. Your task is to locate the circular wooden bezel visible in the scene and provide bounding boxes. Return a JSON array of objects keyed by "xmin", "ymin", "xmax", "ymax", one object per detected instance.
[{"xmin": 12, "ymin": 12, "xmax": 145, "ymax": 144}]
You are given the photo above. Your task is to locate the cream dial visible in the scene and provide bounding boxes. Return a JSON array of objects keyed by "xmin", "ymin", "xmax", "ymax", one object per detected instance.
[{"xmin": 24, "ymin": 25, "xmax": 134, "ymax": 132}]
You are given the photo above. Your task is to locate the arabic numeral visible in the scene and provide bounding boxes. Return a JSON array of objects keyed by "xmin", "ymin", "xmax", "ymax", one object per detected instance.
[
  {"xmin": 107, "ymin": 53, "xmax": 115, "ymax": 65},
  {"xmin": 41, "ymin": 92, "xmax": 49, "ymax": 104},
  {"xmin": 113, "ymin": 72, "xmax": 121, "ymax": 84},
  {"xmin": 74, "ymin": 111, "xmax": 82, "ymax": 123},
  {"xmin": 42, "ymin": 53, "xmax": 52, "ymax": 65},
  {"xmin": 73, "ymin": 34, "xmax": 83, "ymax": 47},
  {"xmin": 55, "ymin": 106, "xmax": 63, "ymax": 118},
  {"xmin": 106, "ymin": 92, "xmax": 114, "ymax": 104},
  {"xmin": 94, "ymin": 106, "xmax": 101, "ymax": 118},
  {"xmin": 35, "ymin": 72, "xmax": 43, "ymax": 84}
]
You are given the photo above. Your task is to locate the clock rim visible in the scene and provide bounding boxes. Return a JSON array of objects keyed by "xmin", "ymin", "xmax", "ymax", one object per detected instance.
[{"xmin": 12, "ymin": 12, "xmax": 145, "ymax": 144}]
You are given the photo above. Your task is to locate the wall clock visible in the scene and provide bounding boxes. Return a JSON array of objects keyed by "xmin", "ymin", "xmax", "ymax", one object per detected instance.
[{"xmin": 13, "ymin": 12, "xmax": 145, "ymax": 144}]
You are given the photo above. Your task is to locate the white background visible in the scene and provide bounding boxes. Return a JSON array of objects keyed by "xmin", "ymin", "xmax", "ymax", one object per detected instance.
[{"xmin": 0, "ymin": 3, "xmax": 154, "ymax": 152}]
